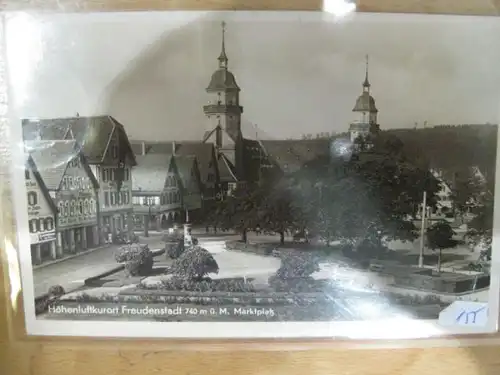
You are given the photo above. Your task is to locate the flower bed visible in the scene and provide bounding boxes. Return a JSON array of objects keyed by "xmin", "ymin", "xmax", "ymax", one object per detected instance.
[
  {"xmin": 140, "ymin": 276, "xmax": 257, "ymax": 293},
  {"xmin": 225, "ymin": 240, "xmax": 274, "ymax": 256},
  {"xmin": 67, "ymin": 289, "xmax": 336, "ymax": 306}
]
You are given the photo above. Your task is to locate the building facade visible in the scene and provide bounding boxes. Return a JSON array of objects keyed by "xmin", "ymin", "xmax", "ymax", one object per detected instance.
[
  {"xmin": 28, "ymin": 140, "xmax": 100, "ymax": 259},
  {"xmin": 132, "ymin": 153, "xmax": 183, "ymax": 233},
  {"xmin": 56, "ymin": 154, "xmax": 100, "ymax": 254},
  {"xmin": 131, "ymin": 141, "xmax": 221, "ymax": 215},
  {"xmin": 173, "ymin": 154, "xmax": 203, "ymax": 221},
  {"xmin": 22, "ymin": 115, "xmax": 137, "ymax": 242},
  {"xmin": 25, "ymin": 157, "xmax": 57, "ymax": 265}
]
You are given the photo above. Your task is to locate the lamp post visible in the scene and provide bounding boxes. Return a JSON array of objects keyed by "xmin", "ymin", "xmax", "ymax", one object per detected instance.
[
  {"xmin": 418, "ymin": 190, "xmax": 427, "ymax": 268},
  {"xmin": 184, "ymin": 207, "xmax": 192, "ymax": 246},
  {"xmin": 144, "ymin": 203, "xmax": 152, "ymax": 238}
]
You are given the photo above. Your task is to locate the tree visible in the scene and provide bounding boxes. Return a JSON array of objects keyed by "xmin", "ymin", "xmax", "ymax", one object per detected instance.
[
  {"xmin": 171, "ymin": 246, "xmax": 219, "ymax": 281},
  {"xmin": 451, "ymin": 169, "xmax": 484, "ymax": 219},
  {"xmin": 466, "ymin": 192, "xmax": 494, "ymax": 261},
  {"xmin": 257, "ymin": 179, "xmax": 300, "ymax": 245},
  {"xmin": 426, "ymin": 221, "xmax": 455, "ymax": 272},
  {"xmin": 290, "ymin": 132, "xmax": 440, "ymax": 254},
  {"xmin": 213, "ymin": 183, "xmax": 262, "ymax": 242}
]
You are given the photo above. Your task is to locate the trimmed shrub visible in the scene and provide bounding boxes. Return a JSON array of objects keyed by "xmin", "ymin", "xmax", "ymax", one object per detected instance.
[
  {"xmin": 166, "ymin": 238, "xmax": 185, "ymax": 259},
  {"xmin": 268, "ymin": 253, "xmax": 321, "ymax": 292},
  {"xmin": 225, "ymin": 240, "xmax": 273, "ymax": 256},
  {"xmin": 274, "ymin": 252, "xmax": 320, "ymax": 279},
  {"xmin": 48, "ymin": 285, "xmax": 65, "ymax": 297},
  {"xmin": 162, "ymin": 231, "xmax": 183, "ymax": 243},
  {"xmin": 115, "ymin": 243, "xmax": 154, "ymax": 277},
  {"xmin": 129, "ymin": 233, "xmax": 140, "ymax": 243},
  {"xmin": 468, "ymin": 262, "xmax": 486, "ymax": 272},
  {"xmin": 170, "ymin": 246, "xmax": 219, "ymax": 280}
]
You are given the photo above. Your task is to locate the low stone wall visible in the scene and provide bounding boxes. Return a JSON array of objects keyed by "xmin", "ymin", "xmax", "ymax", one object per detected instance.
[
  {"xmin": 393, "ymin": 273, "xmax": 490, "ymax": 294},
  {"xmin": 225, "ymin": 240, "xmax": 274, "ymax": 256}
]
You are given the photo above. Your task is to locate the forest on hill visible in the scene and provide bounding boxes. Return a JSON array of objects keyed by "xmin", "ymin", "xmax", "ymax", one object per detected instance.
[
  {"xmin": 302, "ymin": 124, "xmax": 498, "ymax": 185},
  {"xmin": 385, "ymin": 124, "xmax": 498, "ymax": 182}
]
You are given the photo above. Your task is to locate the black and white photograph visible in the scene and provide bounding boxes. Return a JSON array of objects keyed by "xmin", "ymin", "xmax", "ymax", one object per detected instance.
[{"xmin": 6, "ymin": 10, "xmax": 500, "ymax": 338}]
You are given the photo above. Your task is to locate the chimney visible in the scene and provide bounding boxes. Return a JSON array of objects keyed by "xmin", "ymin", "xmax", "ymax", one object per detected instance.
[
  {"xmin": 172, "ymin": 141, "xmax": 176, "ymax": 155},
  {"xmin": 141, "ymin": 142, "xmax": 146, "ymax": 155}
]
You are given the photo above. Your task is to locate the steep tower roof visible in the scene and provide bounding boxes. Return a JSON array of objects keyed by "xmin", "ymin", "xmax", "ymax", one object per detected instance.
[
  {"xmin": 206, "ymin": 21, "xmax": 240, "ymax": 92},
  {"xmin": 352, "ymin": 55, "xmax": 378, "ymax": 113}
]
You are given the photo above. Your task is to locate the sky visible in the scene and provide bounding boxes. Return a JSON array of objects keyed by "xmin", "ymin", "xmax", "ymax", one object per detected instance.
[{"xmin": 5, "ymin": 11, "xmax": 500, "ymax": 141}]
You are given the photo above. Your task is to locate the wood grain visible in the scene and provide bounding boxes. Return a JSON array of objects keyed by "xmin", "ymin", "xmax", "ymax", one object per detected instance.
[{"xmin": 2, "ymin": 1, "xmax": 500, "ymax": 374}]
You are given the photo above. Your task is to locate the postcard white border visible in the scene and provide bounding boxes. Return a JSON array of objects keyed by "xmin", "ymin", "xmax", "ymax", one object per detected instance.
[{"xmin": 5, "ymin": 10, "xmax": 500, "ymax": 339}]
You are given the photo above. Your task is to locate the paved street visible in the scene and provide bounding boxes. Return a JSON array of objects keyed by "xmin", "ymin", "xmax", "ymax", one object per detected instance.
[{"xmin": 33, "ymin": 235, "xmax": 164, "ymax": 298}]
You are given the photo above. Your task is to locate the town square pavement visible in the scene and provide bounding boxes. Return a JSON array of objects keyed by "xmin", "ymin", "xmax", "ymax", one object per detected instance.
[
  {"xmin": 32, "ymin": 231, "xmax": 271, "ymax": 298},
  {"xmin": 32, "ymin": 235, "xmax": 165, "ymax": 298}
]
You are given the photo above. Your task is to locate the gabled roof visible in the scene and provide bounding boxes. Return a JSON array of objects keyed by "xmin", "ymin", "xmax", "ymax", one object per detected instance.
[
  {"xmin": 131, "ymin": 141, "xmax": 218, "ymax": 185},
  {"xmin": 22, "ymin": 116, "xmax": 137, "ymax": 166},
  {"xmin": 260, "ymin": 139, "xmax": 331, "ymax": 174},
  {"xmin": 131, "ymin": 153, "xmax": 171, "ymax": 193},
  {"xmin": 22, "ymin": 119, "xmax": 69, "ymax": 140},
  {"xmin": 172, "ymin": 155, "xmax": 201, "ymax": 194},
  {"xmin": 26, "ymin": 140, "xmax": 78, "ymax": 190},
  {"xmin": 25, "ymin": 156, "xmax": 58, "ymax": 214},
  {"xmin": 218, "ymin": 154, "xmax": 238, "ymax": 182},
  {"xmin": 26, "ymin": 140, "xmax": 99, "ymax": 192}
]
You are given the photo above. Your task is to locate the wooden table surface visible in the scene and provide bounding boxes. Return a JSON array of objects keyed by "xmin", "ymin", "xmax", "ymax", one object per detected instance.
[{"xmin": 1, "ymin": 0, "xmax": 500, "ymax": 374}]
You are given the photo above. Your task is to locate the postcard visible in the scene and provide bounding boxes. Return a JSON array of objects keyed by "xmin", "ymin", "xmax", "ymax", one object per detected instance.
[{"xmin": 5, "ymin": 10, "xmax": 500, "ymax": 339}]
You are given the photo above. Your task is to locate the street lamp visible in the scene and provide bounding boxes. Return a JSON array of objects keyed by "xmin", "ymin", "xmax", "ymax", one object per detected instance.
[
  {"xmin": 184, "ymin": 207, "xmax": 192, "ymax": 246},
  {"xmin": 418, "ymin": 190, "xmax": 427, "ymax": 268},
  {"xmin": 144, "ymin": 198, "xmax": 153, "ymax": 238}
]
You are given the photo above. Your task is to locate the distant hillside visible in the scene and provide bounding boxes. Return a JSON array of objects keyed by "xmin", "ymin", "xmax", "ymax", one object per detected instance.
[{"xmin": 385, "ymin": 124, "xmax": 498, "ymax": 180}]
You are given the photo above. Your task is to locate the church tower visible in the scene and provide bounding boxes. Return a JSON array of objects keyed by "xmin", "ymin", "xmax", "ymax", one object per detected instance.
[
  {"xmin": 348, "ymin": 55, "xmax": 379, "ymax": 144},
  {"xmin": 203, "ymin": 21, "xmax": 244, "ymax": 169}
]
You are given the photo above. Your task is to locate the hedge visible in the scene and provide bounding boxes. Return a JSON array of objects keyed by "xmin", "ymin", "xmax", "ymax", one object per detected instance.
[{"xmin": 225, "ymin": 240, "xmax": 274, "ymax": 256}]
